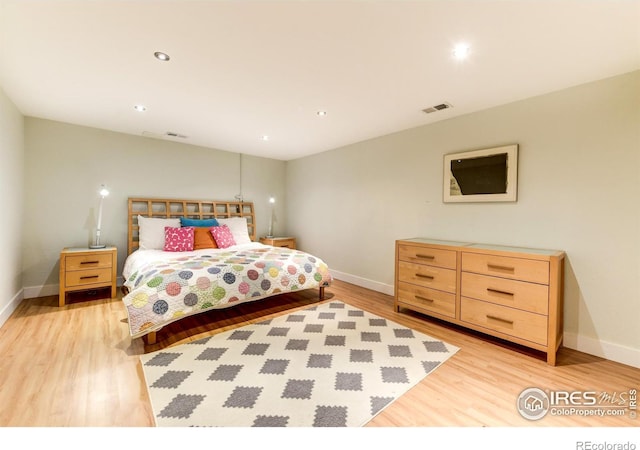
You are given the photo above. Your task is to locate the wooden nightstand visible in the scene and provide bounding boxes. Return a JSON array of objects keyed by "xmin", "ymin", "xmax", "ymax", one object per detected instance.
[
  {"xmin": 59, "ymin": 246, "xmax": 117, "ymax": 306},
  {"xmin": 259, "ymin": 236, "xmax": 297, "ymax": 249}
]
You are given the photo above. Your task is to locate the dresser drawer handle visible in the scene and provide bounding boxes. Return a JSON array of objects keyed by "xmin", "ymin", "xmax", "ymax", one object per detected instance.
[
  {"xmin": 80, "ymin": 275, "xmax": 100, "ymax": 280},
  {"xmin": 415, "ymin": 254, "xmax": 435, "ymax": 260},
  {"xmin": 486, "ymin": 314, "xmax": 514, "ymax": 325},
  {"xmin": 80, "ymin": 261, "xmax": 100, "ymax": 265},
  {"xmin": 487, "ymin": 288, "xmax": 515, "ymax": 297},
  {"xmin": 414, "ymin": 295, "xmax": 434, "ymax": 303},
  {"xmin": 487, "ymin": 264, "xmax": 515, "ymax": 272},
  {"xmin": 415, "ymin": 274, "xmax": 434, "ymax": 280}
]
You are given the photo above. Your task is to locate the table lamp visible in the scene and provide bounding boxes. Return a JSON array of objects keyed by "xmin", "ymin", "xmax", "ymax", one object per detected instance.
[
  {"xmin": 267, "ymin": 196, "xmax": 275, "ymax": 238},
  {"xmin": 90, "ymin": 185, "xmax": 110, "ymax": 249}
]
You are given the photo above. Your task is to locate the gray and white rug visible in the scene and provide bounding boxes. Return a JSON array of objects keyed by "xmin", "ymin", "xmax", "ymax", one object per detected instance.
[{"xmin": 140, "ymin": 300, "xmax": 458, "ymax": 427}]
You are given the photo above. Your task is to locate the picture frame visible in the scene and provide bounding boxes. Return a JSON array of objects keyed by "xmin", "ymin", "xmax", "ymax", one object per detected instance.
[{"xmin": 443, "ymin": 144, "xmax": 518, "ymax": 203}]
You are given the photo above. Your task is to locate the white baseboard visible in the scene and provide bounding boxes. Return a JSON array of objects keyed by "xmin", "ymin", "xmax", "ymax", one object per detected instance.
[
  {"xmin": 23, "ymin": 283, "xmax": 58, "ymax": 299},
  {"xmin": 0, "ymin": 288, "xmax": 24, "ymax": 330},
  {"xmin": 563, "ymin": 332, "xmax": 640, "ymax": 369},
  {"xmin": 331, "ymin": 270, "xmax": 640, "ymax": 369},
  {"xmin": 330, "ymin": 269, "xmax": 394, "ymax": 297}
]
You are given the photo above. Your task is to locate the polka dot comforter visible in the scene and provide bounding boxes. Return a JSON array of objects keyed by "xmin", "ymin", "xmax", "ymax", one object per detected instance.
[{"xmin": 122, "ymin": 245, "xmax": 332, "ymax": 338}]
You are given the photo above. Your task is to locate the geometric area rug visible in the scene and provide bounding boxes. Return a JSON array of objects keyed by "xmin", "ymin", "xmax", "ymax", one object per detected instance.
[{"xmin": 140, "ymin": 300, "xmax": 459, "ymax": 427}]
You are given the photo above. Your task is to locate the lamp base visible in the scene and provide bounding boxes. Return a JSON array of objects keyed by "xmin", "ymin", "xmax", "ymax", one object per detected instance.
[{"xmin": 89, "ymin": 244, "xmax": 106, "ymax": 249}]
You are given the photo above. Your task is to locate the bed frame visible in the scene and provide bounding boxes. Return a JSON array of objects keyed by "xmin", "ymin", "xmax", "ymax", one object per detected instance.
[{"xmin": 124, "ymin": 197, "xmax": 326, "ymax": 345}]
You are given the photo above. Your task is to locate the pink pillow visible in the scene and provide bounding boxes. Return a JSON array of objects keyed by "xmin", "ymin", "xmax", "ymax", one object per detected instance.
[
  {"xmin": 163, "ymin": 226, "xmax": 194, "ymax": 252},
  {"xmin": 210, "ymin": 225, "xmax": 236, "ymax": 249}
]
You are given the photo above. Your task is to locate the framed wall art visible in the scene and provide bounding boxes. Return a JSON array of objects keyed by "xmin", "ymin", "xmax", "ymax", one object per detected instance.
[{"xmin": 443, "ymin": 144, "xmax": 518, "ymax": 203}]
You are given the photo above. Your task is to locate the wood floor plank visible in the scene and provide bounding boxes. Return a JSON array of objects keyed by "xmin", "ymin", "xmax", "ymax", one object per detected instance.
[{"xmin": 0, "ymin": 280, "xmax": 637, "ymax": 427}]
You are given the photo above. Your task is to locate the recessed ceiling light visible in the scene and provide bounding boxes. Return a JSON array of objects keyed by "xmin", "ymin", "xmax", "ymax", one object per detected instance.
[
  {"xmin": 262, "ymin": 135, "xmax": 269, "ymax": 141},
  {"xmin": 317, "ymin": 111, "xmax": 327, "ymax": 117},
  {"xmin": 453, "ymin": 43, "xmax": 470, "ymax": 60},
  {"xmin": 154, "ymin": 51, "xmax": 170, "ymax": 61},
  {"xmin": 134, "ymin": 104, "xmax": 147, "ymax": 112}
]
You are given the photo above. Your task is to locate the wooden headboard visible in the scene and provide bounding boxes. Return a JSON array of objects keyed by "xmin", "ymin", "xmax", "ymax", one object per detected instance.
[{"xmin": 128, "ymin": 197, "xmax": 256, "ymax": 255}]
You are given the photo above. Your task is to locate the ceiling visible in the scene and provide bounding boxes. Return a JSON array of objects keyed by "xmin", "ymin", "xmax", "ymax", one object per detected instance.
[{"xmin": 1, "ymin": 1, "xmax": 639, "ymax": 161}]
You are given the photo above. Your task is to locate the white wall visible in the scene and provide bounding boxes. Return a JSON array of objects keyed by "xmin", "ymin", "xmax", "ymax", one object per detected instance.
[
  {"xmin": 286, "ymin": 71, "xmax": 640, "ymax": 367},
  {"xmin": 22, "ymin": 118, "xmax": 286, "ymax": 295},
  {"xmin": 0, "ymin": 87, "xmax": 24, "ymax": 327}
]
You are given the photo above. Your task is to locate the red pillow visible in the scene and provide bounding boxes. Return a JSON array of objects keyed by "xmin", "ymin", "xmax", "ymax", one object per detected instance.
[
  {"xmin": 163, "ymin": 226, "xmax": 194, "ymax": 252},
  {"xmin": 210, "ymin": 225, "xmax": 236, "ymax": 249}
]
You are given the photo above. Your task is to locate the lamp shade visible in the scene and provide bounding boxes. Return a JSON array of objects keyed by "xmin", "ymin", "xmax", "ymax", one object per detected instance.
[
  {"xmin": 90, "ymin": 184, "xmax": 109, "ymax": 249},
  {"xmin": 267, "ymin": 196, "xmax": 275, "ymax": 237}
]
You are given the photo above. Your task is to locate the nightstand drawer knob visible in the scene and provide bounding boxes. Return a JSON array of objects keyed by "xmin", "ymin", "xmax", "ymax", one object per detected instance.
[
  {"xmin": 80, "ymin": 260, "xmax": 100, "ymax": 265},
  {"xmin": 80, "ymin": 275, "xmax": 100, "ymax": 280}
]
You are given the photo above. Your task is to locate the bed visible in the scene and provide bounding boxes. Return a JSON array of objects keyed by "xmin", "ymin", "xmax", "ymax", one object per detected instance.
[{"xmin": 121, "ymin": 197, "xmax": 332, "ymax": 344}]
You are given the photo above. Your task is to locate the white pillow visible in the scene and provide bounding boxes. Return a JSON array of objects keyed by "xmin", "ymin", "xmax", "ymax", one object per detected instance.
[
  {"xmin": 138, "ymin": 215, "xmax": 180, "ymax": 250},
  {"xmin": 217, "ymin": 217, "xmax": 252, "ymax": 245}
]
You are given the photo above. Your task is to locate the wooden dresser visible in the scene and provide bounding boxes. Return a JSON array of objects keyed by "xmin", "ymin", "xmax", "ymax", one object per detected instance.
[{"xmin": 394, "ymin": 238, "xmax": 564, "ymax": 365}]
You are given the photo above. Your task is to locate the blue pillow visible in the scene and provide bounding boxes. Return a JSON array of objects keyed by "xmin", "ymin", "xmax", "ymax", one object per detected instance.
[{"xmin": 180, "ymin": 217, "xmax": 219, "ymax": 227}]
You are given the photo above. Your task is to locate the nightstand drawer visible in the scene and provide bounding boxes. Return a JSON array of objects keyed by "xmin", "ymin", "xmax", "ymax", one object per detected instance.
[
  {"xmin": 461, "ymin": 272, "xmax": 549, "ymax": 314},
  {"xmin": 273, "ymin": 238, "xmax": 296, "ymax": 249},
  {"xmin": 260, "ymin": 237, "xmax": 297, "ymax": 249},
  {"xmin": 397, "ymin": 282, "xmax": 455, "ymax": 318},
  {"xmin": 398, "ymin": 261, "xmax": 456, "ymax": 293},
  {"xmin": 398, "ymin": 245, "xmax": 457, "ymax": 269},
  {"xmin": 461, "ymin": 297, "xmax": 548, "ymax": 346},
  {"xmin": 462, "ymin": 253, "xmax": 549, "ymax": 284},
  {"xmin": 65, "ymin": 268, "xmax": 113, "ymax": 287},
  {"xmin": 65, "ymin": 253, "xmax": 113, "ymax": 270}
]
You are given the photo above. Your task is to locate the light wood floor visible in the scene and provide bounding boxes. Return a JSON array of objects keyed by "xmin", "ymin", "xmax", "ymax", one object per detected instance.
[{"xmin": 0, "ymin": 279, "xmax": 638, "ymax": 427}]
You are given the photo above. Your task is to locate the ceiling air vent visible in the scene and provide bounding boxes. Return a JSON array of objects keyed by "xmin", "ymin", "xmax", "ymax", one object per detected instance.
[
  {"xmin": 142, "ymin": 131, "xmax": 189, "ymax": 140},
  {"xmin": 422, "ymin": 102, "xmax": 453, "ymax": 114},
  {"xmin": 165, "ymin": 131, "xmax": 188, "ymax": 139}
]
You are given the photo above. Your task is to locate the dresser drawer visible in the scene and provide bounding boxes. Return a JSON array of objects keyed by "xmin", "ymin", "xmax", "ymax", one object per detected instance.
[
  {"xmin": 398, "ymin": 261, "xmax": 457, "ymax": 292},
  {"xmin": 462, "ymin": 253, "xmax": 549, "ymax": 284},
  {"xmin": 461, "ymin": 297, "xmax": 548, "ymax": 346},
  {"xmin": 461, "ymin": 272, "xmax": 549, "ymax": 314},
  {"xmin": 65, "ymin": 253, "xmax": 113, "ymax": 270},
  {"xmin": 398, "ymin": 245, "xmax": 457, "ymax": 269},
  {"xmin": 397, "ymin": 282, "xmax": 456, "ymax": 318},
  {"xmin": 65, "ymin": 268, "xmax": 113, "ymax": 288}
]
